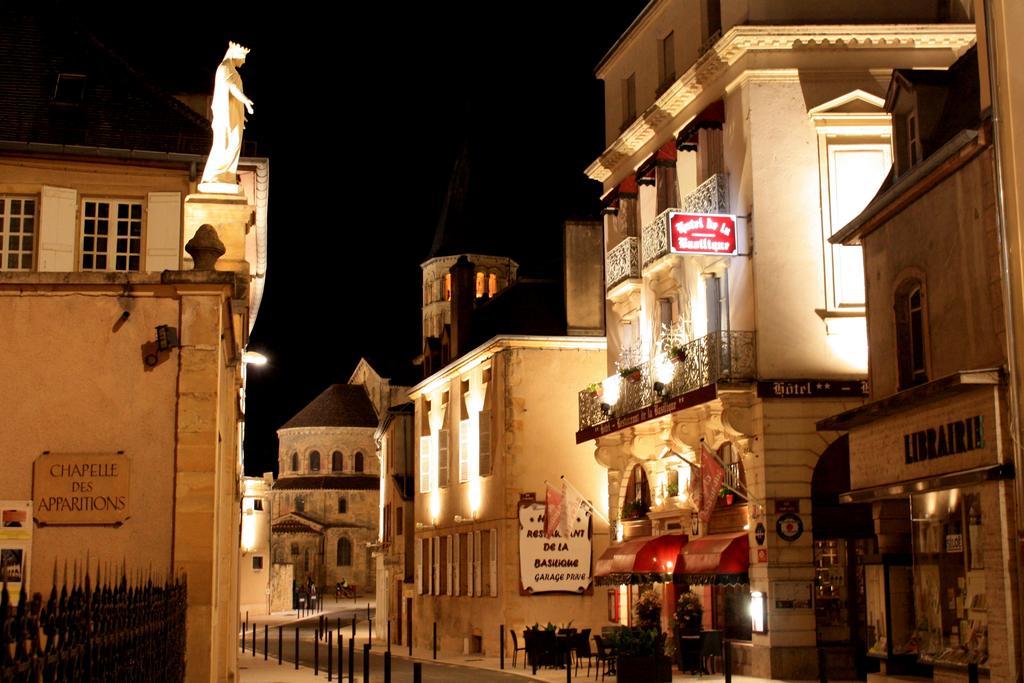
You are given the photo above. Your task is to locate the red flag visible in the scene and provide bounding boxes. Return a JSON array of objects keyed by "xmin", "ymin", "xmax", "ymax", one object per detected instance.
[
  {"xmin": 699, "ymin": 445, "xmax": 725, "ymax": 523},
  {"xmin": 545, "ymin": 483, "xmax": 563, "ymax": 538}
]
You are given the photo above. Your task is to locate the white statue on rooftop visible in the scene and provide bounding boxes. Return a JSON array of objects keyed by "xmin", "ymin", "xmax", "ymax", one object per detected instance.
[{"xmin": 199, "ymin": 41, "xmax": 254, "ymax": 194}]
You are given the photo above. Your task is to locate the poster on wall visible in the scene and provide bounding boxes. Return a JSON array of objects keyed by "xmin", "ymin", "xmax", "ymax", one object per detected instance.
[
  {"xmin": 518, "ymin": 501, "xmax": 593, "ymax": 594},
  {"xmin": 0, "ymin": 501, "xmax": 32, "ymax": 603}
]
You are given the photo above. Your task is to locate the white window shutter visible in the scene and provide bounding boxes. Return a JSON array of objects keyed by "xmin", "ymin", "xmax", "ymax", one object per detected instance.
[
  {"xmin": 467, "ymin": 531, "xmax": 475, "ymax": 596},
  {"xmin": 38, "ymin": 186, "xmax": 77, "ymax": 272},
  {"xmin": 415, "ymin": 539, "xmax": 423, "ymax": 594},
  {"xmin": 453, "ymin": 533, "xmax": 461, "ymax": 596},
  {"xmin": 489, "ymin": 529, "xmax": 498, "ymax": 597},
  {"xmin": 474, "ymin": 531, "xmax": 482, "ymax": 597},
  {"xmin": 446, "ymin": 535, "xmax": 453, "ymax": 595},
  {"xmin": 479, "ymin": 410, "xmax": 492, "ymax": 476},
  {"xmin": 145, "ymin": 192, "xmax": 181, "ymax": 271},
  {"xmin": 432, "ymin": 537, "xmax": 439, "ymax": 595},
  {"xmin": 459, "ymin": 420, "xmax": 471, "ymax": 482}
]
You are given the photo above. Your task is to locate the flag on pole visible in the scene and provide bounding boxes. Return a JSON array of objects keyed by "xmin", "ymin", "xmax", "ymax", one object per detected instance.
[
  {"xmin": 699, "ymin": 444, "xmax": 725, "ymax": 523},
  {"xmin": 561, "ymin": 479, "xmax": 586, "ymax": 536},
  {"xmin": 544, "ymin": 482, "xmax": 563, "ymax": 538}
]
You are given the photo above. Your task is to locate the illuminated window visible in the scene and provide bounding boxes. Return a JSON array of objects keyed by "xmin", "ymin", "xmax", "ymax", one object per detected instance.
[
  {"xmin": 488, "ymin": 273, "xmax": 497, "ymax": 297},
  {"xmin": 0, "ymin": 196, "xmax": 36, "ymax": 271},
  {"xmin": 444, "ymin": 273, "xmax": 452, "ymax": 301},
  {"xmin": 623, "ymin": 465, "xmax": 651, "ymax": 517},
  {"xmin": 338, "ymin": 497, "xmax": 347, "ymax": 514},
  {"xmin": 475, "ymin": 271, "xmax": 485, "ymax": 298},
  {"xmin": 419, "ymin": 436, "xmax": 432, "ymax": 493},
  {"xmin": 459, "ymin": 419, "xmax": 472, "ymax": 483},
  {"xmin": 337, "ymin": 537, "xmax": 352, "ymax": 566},
  {"xmin": 81, "ymin": 199, "xmax": 142, "ymax": 272},
  {"xmin": 309, "ymin": 450, "xmax": 320, "ymax": 471},
  {"xmin": 438, "ymin": 429, "xmax": 450, "ymax": 487},
  {"xmin": 331, "ymin": 451, "xmax": 342, "ymax": 472},
  {"xmin": 895, "ymin": 279, "xmax": 929, "ymax": 389},
  {"xmin": 354, "ymin": 451, "xmax": 364, "ymax": 473}
]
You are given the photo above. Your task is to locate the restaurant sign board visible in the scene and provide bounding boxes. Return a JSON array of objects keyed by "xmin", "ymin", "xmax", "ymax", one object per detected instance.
[
  {"xmin": 668, "ymin": 212, "xmax": 737, "ymax": 256},
  {"xmin": 33, "ymin": 453, "xmax": 130, "ymax": 526},
  {"xmin": 518, "ymin": 501, "xmax": 592, "ymax": 595}
]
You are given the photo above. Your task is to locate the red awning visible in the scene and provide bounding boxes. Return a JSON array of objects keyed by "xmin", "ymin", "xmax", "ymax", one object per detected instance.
[
  {"xmin": 676, "ymin": 532, "xmax": 749, "ymax": 581},
  {"xmin": 595, "ymin": 534, "xmax": 687, "ymax": 578}
]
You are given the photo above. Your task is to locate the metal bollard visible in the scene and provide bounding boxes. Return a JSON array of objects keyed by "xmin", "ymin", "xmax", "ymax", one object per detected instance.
[
  {"xmin": 387, "ymin": 620, "xmax": 391, "ymax": 653},
  {"xmin": 348, "ymin": 634, "xmax": 355, "ymax": 682},
  {"xmin": 264, "ymin": 624, "xmax": 269, "ymax": 660},
  {"xmin": 363, "ymin": 643, "xmax": 370, "ymax": 683},
  {"xmin": 328, "ymin": 631, "xmax": 333, "ymax": 681},
  {"xmin": 500, "ymin": 624, "xmax": 505, "ymax": 670},
  {"xmin": 408, "ymin": 609, "xmax": 413, "ymax": 657},
  {"xmin": 413, "ymin": 662, "xmax": 423, "ymax": 683},
  {"xmin": 369, "ymin": 617, "xmax": 373, "ymax": 646},
  {"xmin": 968, "ymin": 662, "xmax": 979, "ymax": 683},
  {"xmin": 295, "ymin": 626, "xmax": 300, "ymax": 671},
  {"xmin": 315, "ymin": 630, "xmax": 320, "ymax": 675},
  {"xmin": 242, "ymin": 622, "xmax": 246, "ymax": 651},
  {"xmin": 352, "ymin": 616, "xmax": 357, "ymax": 638},
  {"xmin": 724, "ymin": 639, "xmax": 732, "ymax": 683},
  {"xmin": 338, "ymin": 634, "xmax": 343, "ymax": 681},
  {"xmin": 385, "ymin": 651, "xmax": 392, "ymax": 682},
  {"xmin": 337, "ymin": 617, "xmax": 341, "ymax": 638},
  {"xmin": 818, "ymin": 646, "xmax": 828, "ymax": 683},
  {"xmin": 252, "ymin": 623, "xmax": 257, "ymax": 656},
  {"xmin": 278, "ymin": 626, "xmax": 283, "ymax": 665},
  {"xmin": 566, "ymin": 648, "xmax": 572, "ymax": 683}
]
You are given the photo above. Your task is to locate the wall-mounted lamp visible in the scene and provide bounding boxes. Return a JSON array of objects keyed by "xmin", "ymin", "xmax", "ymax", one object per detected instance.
[
  {"xmin": 242, "ymin": 350, "xmax": 269, "ymax": 366},
  {"xmin": 600, "ymin": 402, "xmax": 612, "ymax": 416},
  {"xmin": 156, "ymin": 325, "xmax": 179, "ymax": 352},
  {"xmin": 653, "ymin": 381, "xmax": 666, "ymax": 396},
  {"xmin": 750, "ymin": 591, "xmax": 767, "ymax": 633}
]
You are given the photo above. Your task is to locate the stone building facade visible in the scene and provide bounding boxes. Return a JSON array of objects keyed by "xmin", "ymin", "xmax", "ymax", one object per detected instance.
[
  {"xmin": 578, "ymin": 2, "xmax": 975, "ymax": 678},
  {"xmin": 271, "ymin": 385, "xmax": 381, "ymax": 596}
]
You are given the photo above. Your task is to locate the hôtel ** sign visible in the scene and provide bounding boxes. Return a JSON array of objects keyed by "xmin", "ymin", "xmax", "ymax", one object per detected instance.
[
  {"xmin": 33, "ymin": 453, "xmax": 130, "ymax": 526},
  {"xmin": 669, "ymin": 212, "xmax": 737, "ymax": 256}
]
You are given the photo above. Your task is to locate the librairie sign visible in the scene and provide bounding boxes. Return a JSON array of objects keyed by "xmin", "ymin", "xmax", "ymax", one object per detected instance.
[
  {"xmin": 669, "ymin": 212, "xmax": 737, "ymax": 256},
  {"xmin": 33, "ymin": 453, "xmax": 130, "ymax": 526},
  {"xmin": 518, "ymin": 501, "xmax": 592, "ymax": 594}
]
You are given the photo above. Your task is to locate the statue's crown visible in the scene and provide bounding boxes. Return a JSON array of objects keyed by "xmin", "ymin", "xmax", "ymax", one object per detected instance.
[{"xmin": 225, "ymin": 41, "xmax": 250, "ymax": 60}]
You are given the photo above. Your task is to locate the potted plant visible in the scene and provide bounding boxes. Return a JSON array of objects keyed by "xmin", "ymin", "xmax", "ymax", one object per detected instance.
[
  {"xmin": 636, "ymin": 589, "xmax": 662, "ymax": 631},
  {"xmin": 668, "ymin": 344, "xmax": 687, "ymax": 363},
  {"xmin": 585, "ymin": 382, "xmax": 603, "ymax": 399},
  {"xmin": 608, "ymin": 627, "xmax": 672, "ymax": 683},
  {"xmin": 675, "ymin": 591, "xmax": 703, "ymax": 635},
  {"xmin": 619, "ymin": 365, "xmax": 643, "ymax": 383},
  {"xmin": 666, "ymin": 482, "xmax": 679, "ymax": 498},
  {"xmin": 622, "ymin": 500, "xmax": 649, "ymax": 521},
  {"xmin": 719, "ymin": 485, "xmax": 734, "ymax": 505}
]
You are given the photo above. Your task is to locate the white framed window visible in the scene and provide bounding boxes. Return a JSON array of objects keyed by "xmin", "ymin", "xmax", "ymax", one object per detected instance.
[
  {"xmin": 459, "ymin": 419, "xmax": 472, "ymax": 483},
  {"xmin": 0, "ymin": 196, "xmax": 36, "ymax": 271},
  {"xmin": 454, "ymin": 533, "xmax": 462, "ymax": 596},
  {"xmin": 479, "ymin": 409, "xmax": 492, "ymax": 477},
  {"xmin": 824, "ymin": 144, "xmax": 891, "ymax": 307},
  {"xmin": 419, "ymin": 436, "xmax": 432, "ymax": 494},
  {"xmin": 81, "ymin": 198, "xmax": 142, "ymax": 272}
]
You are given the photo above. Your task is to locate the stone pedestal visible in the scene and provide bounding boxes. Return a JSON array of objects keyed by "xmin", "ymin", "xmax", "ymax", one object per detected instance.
[{"xmin": 184, "ymin": 193, "xmax": 251, "ymax": 273}]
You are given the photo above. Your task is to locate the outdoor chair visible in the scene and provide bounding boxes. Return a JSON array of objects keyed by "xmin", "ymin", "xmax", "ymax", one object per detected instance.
[
  {"xmin": 593, "ymin": 634, "xmax": 615, "ymax": 681},
  {"xmin": 510, "ymin": 629, "xmax": 526, "ymax": 668},
  {"xmin": 573, "ymin": 629, "xmax": 594, "ymax": 677}
]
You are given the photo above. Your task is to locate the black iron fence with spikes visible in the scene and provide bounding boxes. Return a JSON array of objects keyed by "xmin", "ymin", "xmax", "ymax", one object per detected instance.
[{"xmin": 0, "ymin": 560, "xmax": 186, "ymax": 682}]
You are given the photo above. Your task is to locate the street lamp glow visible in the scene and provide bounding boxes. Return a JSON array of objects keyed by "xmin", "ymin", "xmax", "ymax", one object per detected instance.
[{"xmin": 242, "ymin": 350, "xmax": 268, "ymax": 365}]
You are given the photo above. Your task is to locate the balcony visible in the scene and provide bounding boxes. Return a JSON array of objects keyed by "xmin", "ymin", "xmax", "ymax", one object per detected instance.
[
  {"xmin": 578, "ymin": 331, "xmax": 756, "ymax": 433},
  {"xmin": 641, "ymin": 173, "xmax": 730, "ymax": 268},
  {"xmin": 605, "ymin": 236, "xmax": 640, "ymax": 292}
]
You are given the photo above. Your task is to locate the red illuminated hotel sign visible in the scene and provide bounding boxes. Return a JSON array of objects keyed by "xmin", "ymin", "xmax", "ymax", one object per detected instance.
[{"xmin": 669, "ymin": 212, "xmax": 737, "ymax": 256}]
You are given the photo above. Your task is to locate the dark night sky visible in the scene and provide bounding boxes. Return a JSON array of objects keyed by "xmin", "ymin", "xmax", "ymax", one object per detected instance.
[{"xmin": 79, "ymin": 2, "xmax": 648, "ymax": 475}]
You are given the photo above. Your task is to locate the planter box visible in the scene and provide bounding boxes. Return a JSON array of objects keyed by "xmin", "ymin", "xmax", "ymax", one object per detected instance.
[{"xmin": 617, "ymin": 654, "xmax": 672, "ymax": 683}]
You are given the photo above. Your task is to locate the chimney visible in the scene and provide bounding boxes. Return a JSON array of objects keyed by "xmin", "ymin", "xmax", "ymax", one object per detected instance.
[
  {"xmin": 449, "ymin": 256, "xmax": 476, "ymax": 360},
  {"xmin": 563, "ymin": 221, "xmax": 605, "ymax": 336}
]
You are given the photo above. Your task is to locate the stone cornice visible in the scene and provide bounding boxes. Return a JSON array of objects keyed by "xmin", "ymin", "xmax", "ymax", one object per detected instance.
[{"xmin": 586, "ymin": 24, "xmax": 976, "ymax": 184}]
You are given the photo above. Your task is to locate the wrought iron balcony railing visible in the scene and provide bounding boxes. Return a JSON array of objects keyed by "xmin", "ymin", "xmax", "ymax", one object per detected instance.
[
  {"xmin": 640, "ymin": 173, "xmax": 730, "ymax": 268},
  {"xmin": 577, "ymin": 331, "xmax": 756, "ymax": 431},
  {"xmin": 605, "ymin": 236, "xmax": 640, "ymax": 291}
]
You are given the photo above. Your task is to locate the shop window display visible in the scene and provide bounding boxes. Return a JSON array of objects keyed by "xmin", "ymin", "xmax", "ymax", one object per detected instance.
[
  {"xmin": 910, "ymin": 488, "xmax": 987, "ymax": 667},
  {"xmin": 865, "ymin": 560, "xmax": 914, "ymax": 658}
]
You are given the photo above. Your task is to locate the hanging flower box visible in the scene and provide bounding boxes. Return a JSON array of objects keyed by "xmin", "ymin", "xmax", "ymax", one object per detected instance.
[
  {"xmin": 668, "ymin": 344, "xmax": 687, "ymax": 364},
  {"xmin": 619, "ymin": 366, "xmax": 643, "ymax": 383},
  {"xmin": 586, "ymin": 382, "xmax": 604, "ymax": 399}
]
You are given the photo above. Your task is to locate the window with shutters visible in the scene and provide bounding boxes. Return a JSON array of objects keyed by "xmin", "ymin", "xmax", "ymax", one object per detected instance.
[
  {"xmin": 454, "ymin": 533, "xmax": 463, "ymax": 596},
  {"xmin": 419, "ymin": 436, "xmax": 432, "ymax": 493},
  {"xmin": 489, "ymin": 529, "xmax": 498, "ymax": 597},
  {"xmin": 459, "ymin": 419, "xmax": 472, "ymax": 483},
  {"xmin": 337, "ymin": 537, "xmax": 352, "ymax": 566},
  {"xmin": 441, "ymin": 535, "xmax": 450, "ymax": 595},
  {"xmin": 480, "ymin": 530, "xmax": 491, "ymax": 597},
  {"xmin": 415, "ymin": 538, "xmax": 424, "ymax": 594},
  {"xmin": 479, "ymin": 409, "xmax": 492, "ymax": 476},
  {"xmin": 473, "ymin": 531, "xmax": 482, "ymax": 597},
  {"xmin": 431, "ymin": 536, "xmax": 440, "ymax": 595},
  {"xmin": 80, "ymin": 199, "xmax": 142, "ymax": 272},
  {"xmin": 0, "ymin": 196, "xmax": 36, "ymax": 271},
  {"xmin": 466, "ymin": 531, "xmax": 475, "ymax": 596},
  {"xmin": 438, "ymin": 428, "xmax": 450, "ymax": 488},
  {"xmin": 895, "ymin": 278, "xmax": 930, "ymax": 389}
]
